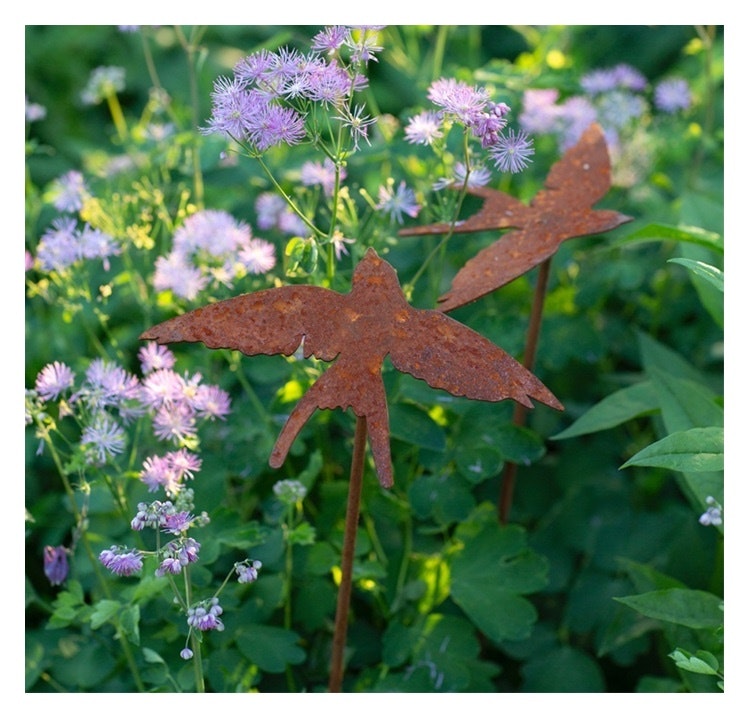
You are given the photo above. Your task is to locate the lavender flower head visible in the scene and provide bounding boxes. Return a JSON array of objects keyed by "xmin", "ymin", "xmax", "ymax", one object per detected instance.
[
  {"xmin": 187, "ymin": 597, "xmax": 224, "ymax": 632},
  {"xmin": 35, "ymin": 361, "xmax": 76, "ymax": 401},
  {"xmin": 654, "ymin": 78, "xmax": 692, "ymax": 114},
  {"xmin": 236, "ymin": 559, "xmax": 263, "ymax": 584},
  {"xmin": 153, "ymin": 209, "xmax": 276, "ymax": 300},
  {"xmin": 99, "ymin": 546, "xmax": 144, "ymax": 576},
  {"xmin": 51, "ymin": 170, "xmax": 89, "ymax": 213},
  {"xmin": 81, "ymin": 66, "xmax": 126, "ymax": 105},
  {"xmin": 376, "ymin": 180, "xmax": 421, "ymax": 224}
]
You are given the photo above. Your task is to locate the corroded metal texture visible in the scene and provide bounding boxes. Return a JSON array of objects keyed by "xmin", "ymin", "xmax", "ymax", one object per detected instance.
[
  {"xmin": 140, "ymin": 248, "xmax": 563, "ymax": 488},
  {"xmin": 400, "ymin": 123, "xmax": 633, "ymax": 312}
]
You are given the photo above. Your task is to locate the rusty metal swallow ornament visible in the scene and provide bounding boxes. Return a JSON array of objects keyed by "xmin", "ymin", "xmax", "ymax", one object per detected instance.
[
  {"xmin": 140, "ymin": 248, "xmax": 563, "ymax": 488},
  {"xmin": 400, "ymin": 123, "xmax": 633, "ymax": 312}
]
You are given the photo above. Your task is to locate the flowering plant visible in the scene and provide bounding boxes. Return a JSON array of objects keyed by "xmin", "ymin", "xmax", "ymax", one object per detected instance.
[{"xmin": 26, "ymin": 25, "xmax": 723, "ymax": 693}]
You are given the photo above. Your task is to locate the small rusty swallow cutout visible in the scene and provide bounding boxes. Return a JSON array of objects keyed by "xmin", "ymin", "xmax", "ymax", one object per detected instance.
[
  {"xmin": 140, "ymin": 248, "xmax": 562, "ymax": 488},
  {"xmin": 400, "ymin": 123, "xmax": 633, "ymax": 312}
]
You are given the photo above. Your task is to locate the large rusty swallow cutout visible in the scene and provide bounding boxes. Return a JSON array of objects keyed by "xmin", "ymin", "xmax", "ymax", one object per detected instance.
[
  {"xmin": 140, "ymin": 248, "xmax": 562, "ymax": 488},
  {"xmin": 400, "ymin": 123, "xmax": 632, "ymax": 312}
]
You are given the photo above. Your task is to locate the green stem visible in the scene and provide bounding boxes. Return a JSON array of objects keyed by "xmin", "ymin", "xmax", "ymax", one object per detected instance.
[
  {"xmin": 328, "ymin": 415, "xmax": 367, "ymax": 692},
  {"xmin": 105, "ymin": 92, "xmax": 128, "ymax": 143}
]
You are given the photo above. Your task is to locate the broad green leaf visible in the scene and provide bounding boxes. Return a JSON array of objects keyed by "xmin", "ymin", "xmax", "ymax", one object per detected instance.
[
  {"xmin": 621, "ymin": 427, "xmax": 724, "ymax": 472},
  {"xmin": 390, "ymin": 401, "xmax": 446, "ymax": 452},
  {"xmin": 450, "ymin": 522, "xmax": 548, "ymax": 643},
  {"xmin": 669, "ymin": 648, "xmax": 720, "ymax": 675},
  {"xmin": 668, "ymin": 258, "xmax": 724, "ymax": 293},
  {"xmin": 235, "ymin": 623, "xmax": 306, "ymax": 673},
  {"xmin": 89, "ymin": 599, "xmax": 121, "ymax": 629},
  {"xmin": 614, "ymin": 588, "xmax": 723, "ymax": 629},
  {"xmin": 639, "ymin": 336, "xmax": 724, "ymax": 511},
  {"xmin": 613, "ymin": 223, "xmax": 723, "ymax": 253},
  {"xmin": 408, "ymin": 473, "xmax": 475, "ymax": 525},
  {"xmin": 676, "ymin": 242, "xmax": 724, "ymax": 327},
  {"xmin": 551, "ymin": 381, "xmax": 658, "ymax": 440},
  {"xmin": 142, "ymin": 647, "xmax": 166, "ymax": 665},
  {"xmin": 521, "ymin": 645, "xmax": 606, "ymax": 692}
]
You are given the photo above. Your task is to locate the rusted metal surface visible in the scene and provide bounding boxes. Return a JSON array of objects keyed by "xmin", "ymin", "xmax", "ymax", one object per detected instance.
[
  {"xmin": 140, "ymin": 248, "xmax": 562, "ymax": 488},
  {"xmin": 400, "ymin": 123, "xmax": 633, "ymax": 312}
]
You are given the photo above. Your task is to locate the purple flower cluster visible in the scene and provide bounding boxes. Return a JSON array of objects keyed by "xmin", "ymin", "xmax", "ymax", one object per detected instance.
[
  {"xmin": 654, "ymin": 78, "xmax": 692, "ymax": 114},
  {"xmin": 29, "ymin": 343, "xmax": 231, "ymax": 470},
  {"xmin": 99, "ymin": 546, "xmax": 144, "ymax": 576},
  {"xmin": 202, "ymin": 27, "xmax": 381, "ymax": 154},
  {"xmin": 34, "ymin": 217, "xmax": 120, "ymax": 273},
  {"xmin": 255, "ymin": 193, "xmax": 308, "ymax": 236},
  {"xmin": 235, "ymin": 559, "xmax": 263, "ymax": 584},
  {"xmin": 376, "ymin": 180, "xmax": 421, "ymax": 224},
  {"xmin": 519, "ymin": 63, "xmax": 692, "ymax": 156},
  {"xmin": 153, "ymin": 209, "xmax": 277, "ymax": 301},
  {"xmin": 187, "ymin": 597, "xmax": 224, "ymax": 632},
  {"xmin": 405, "ymin": 77, "xmax": 534, "ymax": 180}
]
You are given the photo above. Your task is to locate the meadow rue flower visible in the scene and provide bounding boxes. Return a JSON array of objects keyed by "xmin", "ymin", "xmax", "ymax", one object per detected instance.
[
  {"xmin": 153, "ymin": 253, "xmax": 207, "ymax": 300},
  {"xmin": 193, "ymin": 384, "xmax": 232, "ymax": 420},
  {"xmin": 25, "ymin": 96, "xmax": 47, "ymax": 123},
  {"xmin": 99, "ymin": 546, "xmax": 144, "ymax": 576},
  {"xmin": 80, "ymin": 415, "xmax": 127, "ymax": 464},
  {"xmin": 187, "ymin": 597, "xmax": 224, "ymax": 632},
  {"xmin": 180, "ymin": 647, "xmax": 194, "ymax": 660},
  {"xmin": 376, "ymin": 180, "xmax": 421, "ymax": 224},
  {"xmin": 404, "ymin": 111, "xmax": 444, "ymax": 146},
  {"xmin": 152, "ymin": 402, "xmax": 198, "ymax": 444},
  {"xmin": 140, "ymin": 368, "xmax": 188, "ymax": 409},
  {"xmin": 490, "ymin": 128, "xmax": 535, "ymax": 173},
  {"xmin": 35, "ymin": 361, "xmax": 76, "ymax": 401},
  {"xmin": 235, "ymin": 559, "xmax": 263, "ymax": 584},
  {"xmin": 36, "ymin": 217, "xmax": 81, "ymax": 272},
  {"xmin": 51, "ymin": 170, "xmax": 89, "ymax": 213},
  {"xmin": 433, "ymin": 162, "xmax": 492, "ymax": 191},
  {"xmin": 300, "ymin": 159, "xmax": 344, "ymax": 196},
  {"xmin": 43, "ymin": 545, "xmax": 69, "ymax": 586},
  {"xmin": 311, "ymin": 25, "xmax": 349, "ymax": 54},
  {"xmin": 273, "ymin": 478, "xmax": 308, "ymax": 505},
  {"xmin": 699, "ymin": 496, "xmax": 723, "ymax": 527},
  {"xmin": 238, "ymin": 238, "xmax": 277, "ymax": 274},
  {"xmin": 36, "ymin": 218, "xmax": 120, "ymax": 273},
  {"xmin": 519, "ymin": 89, "xmax": 562, "ymax": 134},
  {"xmin": 654, "ymin": 78, "xmax": 692, "ymax": 114},
  {"xmin": 333, "ymin": 103, "xmax": 377, "ymax": 150},
  {"xmin": 139, "ymin": 449, "xmax": 202, "ymax": 495},
  {"xmin": 138, "ymin": 341, "xmax": 176, "ymax": 375},
  {"xmin": 81, "ymin": 66, "xmax": 126, "ymax": 105},
  {"xmin": 597, "ymin": 90, "xmax": 648, "ymax": 130}
]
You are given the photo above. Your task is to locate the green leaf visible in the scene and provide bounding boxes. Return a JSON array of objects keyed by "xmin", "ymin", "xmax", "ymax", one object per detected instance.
[
  {"xmin": 551, "ymin": 381, "xmax": 658, "ymax": 439},
  {"xmin": 621, "ymin": 427, "xmax": 724, "ymax": 472},
  {"xmin": 89, "ymin": 599, "xmax": 121, "ymax": 629},
  {"xmin": 287, "ymin": 520, "xmax": 316, "ymax": 546},
  {"xmin": 613, "ymin": 223, "xmax": 723, "ymax": 253},
  {"xmin": 450, "ymin": 522, "xmax": 548, "ymax": 643},
  {"xmin": 668, "ymin": 258, "xmax": 724, "ymax": 293},
  {"xmin": 614, "ymin": 588, "xmax": 723, "ymax": 629},
  {"xmin": 521, "ymin": 645, "xmax": 606, "ymax": 692},
  {"xmin": 408, "ymin": 473, "xmax": 475, "ymax": 525},
  {"xmin": 669, "ymin": 648, "xmax": 720, "ymax": 675},
  {"xmin": 390, "ymin": 401, "xmax": 446, "ymax": 451},
  {"xmin": 235, "ymin": 623, "xmax": 306, "ymax": 673},
  {"xmin": 142, "ymin": 647, "xmax": 166, "ymax": 665}
]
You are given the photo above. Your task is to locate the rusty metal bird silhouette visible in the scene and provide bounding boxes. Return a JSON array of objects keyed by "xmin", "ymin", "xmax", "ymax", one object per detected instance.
[
  {"xmin": 140, "ymin": 248, "xmax": 563, "ymax": 488},
  {"xmin": 400, "ymin": 123, "xmax": 633, "ymax": 312}
]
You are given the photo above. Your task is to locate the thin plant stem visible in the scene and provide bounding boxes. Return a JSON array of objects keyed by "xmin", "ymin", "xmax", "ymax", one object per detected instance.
[
  {"xmin": 328, "ymin": 414, "xmax": 368, "ymax": 693},
  {"xmin": 499, "ymin": 257, "xmax": 551, "ymax": 524}
]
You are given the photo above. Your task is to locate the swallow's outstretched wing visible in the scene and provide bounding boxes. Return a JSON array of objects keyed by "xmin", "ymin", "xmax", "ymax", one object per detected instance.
[
  {"xmin": 398, "ymin": 124, "xmax": 631, "ymax": 313},
  {"xmin": 398, "ymin": 185, "xmax": 528, "ymax": 237},
  {"xmin": 140, "ymin": 285, "xmax": 344, "ymax": 361},
  {"xmin": 388, "ymin": 307, "xmax": 563, "ymax": 411}
]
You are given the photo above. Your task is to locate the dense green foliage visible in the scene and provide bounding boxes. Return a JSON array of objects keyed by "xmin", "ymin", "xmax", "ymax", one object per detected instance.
[{"xmin": 25, "ymin": 25, "xmax": 723, "ymax": 693}]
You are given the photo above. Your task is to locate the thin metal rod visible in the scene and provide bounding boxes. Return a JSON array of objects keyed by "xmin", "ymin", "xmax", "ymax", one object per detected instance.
[
  {"xmin": 328, "ymin": 415, "xmax": 368, "ymax": 692},
  {"xmin": 499, "ymin": 258, "xmax": 552, "ymax": 524}
]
